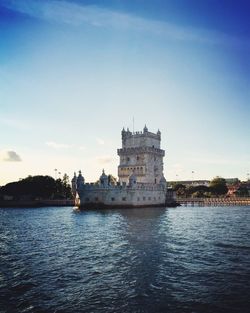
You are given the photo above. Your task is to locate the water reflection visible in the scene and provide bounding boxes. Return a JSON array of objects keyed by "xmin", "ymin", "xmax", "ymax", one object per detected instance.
[{"xmin": 1, "ymin": 206, "xmax": 250, "ymax": 313}]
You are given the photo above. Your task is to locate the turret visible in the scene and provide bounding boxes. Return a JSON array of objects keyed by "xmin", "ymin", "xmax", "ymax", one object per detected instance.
[
  {"xmin": 143, "ymin": 124, "xmax": 148, "ymax": 133},
  {"xmin": 76, "ymin": 170, "xmax": 85, "ymax": 189},
  {"xmin": 99, "ymin": 169, "xmax": 109, "ymax": 187},
  {"xmin": 71, "ymin": 172, "xmax": 77, "ymax": 196}
]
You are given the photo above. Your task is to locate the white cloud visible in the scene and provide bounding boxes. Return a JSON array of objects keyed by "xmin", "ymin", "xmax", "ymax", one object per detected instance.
[
  {"xmin": 0, "ymin": 150, "xmax": 22, "ymax": 162},
  {"xmin": 2, "ymin": 0, "xmax": 249, "ymax": 49},
  {"xmin": 46, "ymin": 141, "xmax": 71, "ymax": 149}
]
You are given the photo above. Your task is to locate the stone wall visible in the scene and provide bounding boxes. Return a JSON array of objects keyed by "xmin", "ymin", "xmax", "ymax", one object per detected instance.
[{"xmin": 78, "ymin": 184, "xmax": 166, "ymax": 207}]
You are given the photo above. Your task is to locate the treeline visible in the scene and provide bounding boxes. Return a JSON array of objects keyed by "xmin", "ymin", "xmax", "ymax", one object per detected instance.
[
  {"xmin": 0, "ymin": 175, "xmax": 72, "ymax": 200},
  {"xmin": 172, "ymin": 177, "xmax": 228, "ymax": 198}
]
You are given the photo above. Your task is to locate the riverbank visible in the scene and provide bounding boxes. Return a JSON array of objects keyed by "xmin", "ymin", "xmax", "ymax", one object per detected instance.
[{"xmin": 0, "ymin": 199, "xmax": 75, "ymax": 208}]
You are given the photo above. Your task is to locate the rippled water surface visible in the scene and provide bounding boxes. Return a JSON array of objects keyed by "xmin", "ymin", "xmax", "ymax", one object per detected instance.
[{"xmin": 0, "ymin": 206, "xmax": 250, "ymax": 313}]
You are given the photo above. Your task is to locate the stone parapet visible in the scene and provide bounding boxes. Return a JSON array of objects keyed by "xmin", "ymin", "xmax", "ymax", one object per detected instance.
[
  {"xmin": 117, "ymin": 146, "xmax": 165, "ymax": 156},
  {"xmin": 122, "ymin": 131, "xmax": 160, "ymax": 140},
  {"xmin": 77, "ymin": 182, "xmax": 165, "ymax": 192}
]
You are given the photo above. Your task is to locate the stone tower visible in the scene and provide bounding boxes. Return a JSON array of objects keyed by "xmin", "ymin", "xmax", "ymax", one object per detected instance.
[{"xmin": 117, "ymin": 125, "xmax": 165, "ymax": 184}]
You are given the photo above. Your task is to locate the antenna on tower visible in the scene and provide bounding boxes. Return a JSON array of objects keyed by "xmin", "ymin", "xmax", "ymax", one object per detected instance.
[{"xmin": 133, "ymin": 116, "xmax": 134, "ymax": 134}]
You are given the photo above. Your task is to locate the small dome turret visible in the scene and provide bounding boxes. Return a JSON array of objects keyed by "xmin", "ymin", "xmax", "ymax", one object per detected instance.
[
  {"xmin": 100, "ymin": 169, "xmax": 109, "ymax": 186},
  {"xmin": 71, "ymin": 172, "xmax": 77, "ymax": 183},
  {"xmin": 76, "ymin": 170, "xmax": 85, "ymax": 189},
  {"xmin": 71, "ymin": 172, "xmax": 77, "ymax": 196},
  {"xmin": 143, "ymin": 124, "xmax": 148, "ymax": 133},
  {"xmin": 122, "ymin": 127, "xmax": 126, "ymax": 140}
]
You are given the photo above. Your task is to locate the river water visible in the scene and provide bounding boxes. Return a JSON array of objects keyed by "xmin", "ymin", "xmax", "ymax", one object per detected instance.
[{"xmin": 0, "ymin": 206, "xmax": 250, "ymax": 313}]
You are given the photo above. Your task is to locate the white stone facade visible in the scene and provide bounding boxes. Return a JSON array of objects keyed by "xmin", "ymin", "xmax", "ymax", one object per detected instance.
[
  {"xmin": 75, "ymin": 182, "xmax": 167, "ymax": 207},
  {"xmin": 72, "ymin": 126, "xmax": 174, "ymax": 208},
  {"xmin": 118, "ymin": 126, "xmax": 165, "ymax": 185}
]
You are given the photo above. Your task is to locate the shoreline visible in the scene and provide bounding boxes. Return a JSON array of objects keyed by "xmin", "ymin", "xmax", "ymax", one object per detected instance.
[{"xmin": 0, "ymin": 199, "xmax": 75, "ymax": 208}]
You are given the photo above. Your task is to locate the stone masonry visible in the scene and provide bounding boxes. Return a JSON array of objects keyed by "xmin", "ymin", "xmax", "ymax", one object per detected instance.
[{"xmin": 117, "ymin": 125, "xmax": 165, "ymax": 184}]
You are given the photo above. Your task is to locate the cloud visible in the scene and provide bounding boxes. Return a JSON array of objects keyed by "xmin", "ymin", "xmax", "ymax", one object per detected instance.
[
  {"xmin": 46, "ymin": 141, "xmax": 71, "ymax": 149},
  {"xmin": 1, "ymin": 150, "xmax": 22, "ymax": 162},
  {"xmin": 96, "ymin": 155, "xmax": 114, "ymax": 164},
  {"xmin": 2, "ymin": 0, "xmax": 249, "ymax": 49},
  {"xmin": 96, "ymin": 137, "xmax": 105, "ymax": 145}
]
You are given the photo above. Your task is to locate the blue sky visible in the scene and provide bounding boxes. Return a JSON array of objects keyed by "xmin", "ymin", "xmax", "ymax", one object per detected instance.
[{"xmin": 0, "ymin": 0, "xmax": 249, "ymax": 184}]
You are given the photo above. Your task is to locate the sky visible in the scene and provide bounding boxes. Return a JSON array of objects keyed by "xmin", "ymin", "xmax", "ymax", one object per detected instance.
[{"xmin": 0, "ymin": 0, "xmax": 249, "ymax": 185}]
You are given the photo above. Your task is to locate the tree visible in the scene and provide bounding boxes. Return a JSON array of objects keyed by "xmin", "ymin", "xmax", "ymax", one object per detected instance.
[
  {"xmin": 0, "ymin": 175, "xmax": 73, "ymax": 200},
  {"xmin": 235, "ymin": 186, "xmax": 249, "ymax": 197},
  {"xmin": 173, "ymin": 184, "xmax": 187, "ymax": 197},
  {"xmin": 62, "ymin": 174, "xmax": 72, "ymax": 198},
  {"xmin": 209, "ymin": 177, "xmax": 228, "ymax": 195}
]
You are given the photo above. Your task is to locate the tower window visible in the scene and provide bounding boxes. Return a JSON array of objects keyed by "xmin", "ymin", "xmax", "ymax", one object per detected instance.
[
  {"xmin": 122, "ymin": 197, "xmax": 126, "ymax": 201},
  {"xmin": 127, "ymin": 157, "xmax": 130, "ymax": 161}
]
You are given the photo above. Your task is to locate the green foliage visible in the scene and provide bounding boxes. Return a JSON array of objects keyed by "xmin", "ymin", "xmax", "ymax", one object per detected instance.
[
  {"xmin": 172, "ymin": 184, "xmax": 186, "ymax": 197},
  {"xmin": 0, "ymin": 175, "xmax": 73, "ymax": 200},
  {"xmin": 209, "ymin": 177, "xmax": 228, "ymax": 195},
  {"xmin": 174, "ymin": 184, "xmax": 211, "ymax": 198},
  {"xmin": 235, "ymin": 186, "xmax": 249, "ymax": 196}
]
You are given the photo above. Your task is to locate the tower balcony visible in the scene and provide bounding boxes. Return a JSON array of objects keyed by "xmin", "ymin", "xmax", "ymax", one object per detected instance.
[{"xmin": 117, "ymin": 146, "xmax": 165, "ymax": 156}]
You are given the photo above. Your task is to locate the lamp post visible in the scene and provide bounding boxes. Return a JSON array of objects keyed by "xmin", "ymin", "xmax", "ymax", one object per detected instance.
[
  {"xmin": 247, "ymin": 173, "xmax": 250, "ymax": 181},
  {"xmin": 54, "ymin": 169, "xmax": 57, "ymax": 180}
]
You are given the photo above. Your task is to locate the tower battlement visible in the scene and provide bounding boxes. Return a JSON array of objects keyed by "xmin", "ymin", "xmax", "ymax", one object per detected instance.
[{"xmin": 121, "ymin": 125, "xmax": 161, "ymax": 149}]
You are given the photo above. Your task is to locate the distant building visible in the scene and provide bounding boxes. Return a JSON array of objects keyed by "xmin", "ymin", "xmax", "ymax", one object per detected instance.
[
  {"xmin": 170, "ymin": 180, "xmax": 210, "ymax": 187},
  {"xmin": 225, "ymin": 178, "xmax": 240, "ymax": 185}
]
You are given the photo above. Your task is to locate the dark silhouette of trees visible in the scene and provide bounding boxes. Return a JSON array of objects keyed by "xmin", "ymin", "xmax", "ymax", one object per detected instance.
[
  {"xmin": 0, "ymin": 175, "xmax": 73, "ymax": 200},
  {"xmin": 209, "ymin": 177, "xmax": 228, "ymax": 195},
  {"xmin": 172, "ymin": 184, "xmax": 187, "ymax": 197}
]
